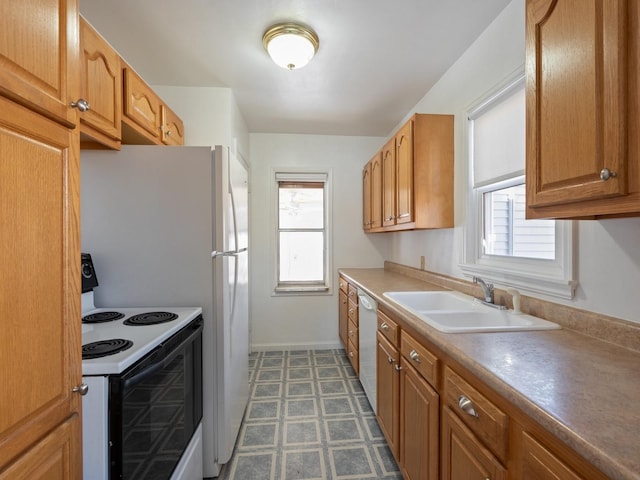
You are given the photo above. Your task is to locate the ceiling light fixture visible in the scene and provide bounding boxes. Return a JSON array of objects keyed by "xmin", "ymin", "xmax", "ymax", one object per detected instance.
[{"xmin": 262, "ymin": 23, "xmax": 319, "ymax": 70}]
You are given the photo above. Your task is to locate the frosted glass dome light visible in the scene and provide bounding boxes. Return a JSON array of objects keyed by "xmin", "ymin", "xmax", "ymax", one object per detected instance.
[{"xmin": 262, "ymin": 23, "xmax": 319, "ymax": 70}]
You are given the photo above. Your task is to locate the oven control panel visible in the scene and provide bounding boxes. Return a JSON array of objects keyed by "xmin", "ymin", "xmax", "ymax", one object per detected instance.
[{"xmin": 81, "ymin": 253, "xmax": 99, "ymax": 293}]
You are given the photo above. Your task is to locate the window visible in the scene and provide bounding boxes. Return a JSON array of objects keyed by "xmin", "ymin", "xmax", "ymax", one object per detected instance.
[
  {"xmin": 461, "ymin": 73, "xmax": 576, "ymax": 299},
  {"xmin": 275, "ymin": 172, "xmax": 330, "ymax": 293}
]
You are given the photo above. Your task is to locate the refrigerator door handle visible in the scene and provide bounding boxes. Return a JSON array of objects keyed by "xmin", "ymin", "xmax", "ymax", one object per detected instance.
[{"xmin": 211, "ymin": 247, "xmax": 248, "ymax": 258}]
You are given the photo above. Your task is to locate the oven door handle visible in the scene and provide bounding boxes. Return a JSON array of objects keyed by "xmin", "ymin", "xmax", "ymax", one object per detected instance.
[{"xmin": 122, "ymin": 321, "xmax": 203, "ymax": 389}]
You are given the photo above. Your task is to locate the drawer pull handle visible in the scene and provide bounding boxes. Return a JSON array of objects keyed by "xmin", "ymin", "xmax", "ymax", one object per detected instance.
[
  {"xmin": 380, "ymin": 322, "xmax": 389, "ymax": 331},
  {"xmin": 349, "ymin": 351, "xmax": 354, "ymax": 357},
  {"xmin": 394, "ymin": 364, "xmax": 402, "ymax": 372},
  {"xmin": 458, "ymin": 395, "xmax": 479, "ymax": 418},
  {"xmin": 409, "ymin": 349, "xmax": 421, "ymax": 363},
  {"xmin": 387, "ymin": 356, "xmax": 394, "ymax": 364}
]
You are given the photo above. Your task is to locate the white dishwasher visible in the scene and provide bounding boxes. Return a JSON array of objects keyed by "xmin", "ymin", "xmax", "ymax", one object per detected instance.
[{"xmin": 357, "ymin": 288, "xmax": 377, "ymax": 412}]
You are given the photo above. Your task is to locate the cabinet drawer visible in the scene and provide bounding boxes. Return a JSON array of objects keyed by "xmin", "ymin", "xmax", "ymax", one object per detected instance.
[
  {"xmin": 348, "ymin": 318, "xmax": 358, "ymax": 347},
  {"xmin": 347, "ymin": 339, "xmax": 359, "ymax": 374},
  {"xmin": 377, "ymin": 311, "xmax": 398, "ymax": 346},
  {"xmin": 339, "ymin": 276, "xmax": 348, "ymax": 293},
  {"xmin": 347, "ymin": 283, "xmax": 358, "ymax": 302},
  {"xmin": 400, "ymin": 331, "xmax": 438, "ymax": 387},
  {"xmin": 444, "ymin": 367, "xmax": 508, "ymax": 462},
  {"xmin": 348, "ymin": 299, "xmax": 359, "ymax": 323}
]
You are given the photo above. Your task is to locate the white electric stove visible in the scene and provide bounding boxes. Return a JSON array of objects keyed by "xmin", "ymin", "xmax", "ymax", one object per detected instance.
[{"xmin": 81, "ymin": 254, "xmax": 204, "ymax": 480}]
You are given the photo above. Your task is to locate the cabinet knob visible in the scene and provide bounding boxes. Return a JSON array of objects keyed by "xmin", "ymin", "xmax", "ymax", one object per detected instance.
[
  {"xmin": 387, "ymin": 356, "xmax": 394, "ymax": 364},
  {"xmin": 349, "ymin": 351, "xmax": 354, "ymax": 357},
  {"xmin": 72, "ymin": 383, "xmax": 89, "ymax": 396},
  {"xmin": 458, "ymin": 395, "xmax": 479, "ymax": 418},
  {"xmin": 409, "ymin": 349, "xmax": 421, "ymax": 363},
  {"xmin": 394, "ymin": 364, "xmax": 402, "ymax": 372},
  {"xmin": 600, "ymin": 168, "xmax": 617, "ymax": 181},
  {"xmin": 70, "ymin": 98, "xmax": 90, "ymax": 112},
  {"xmin": 380, "ymin": 322, "xmax": 389, "ymax": 331},
  {"xmin": 166, "ymin": 130, "xmax": 172, "ymax": 136}
]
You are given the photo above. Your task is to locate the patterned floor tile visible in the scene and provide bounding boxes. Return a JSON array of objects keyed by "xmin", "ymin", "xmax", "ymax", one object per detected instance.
[{"xmin": 218, "ymin": 350, "xmax": 401, "ymax": 480}]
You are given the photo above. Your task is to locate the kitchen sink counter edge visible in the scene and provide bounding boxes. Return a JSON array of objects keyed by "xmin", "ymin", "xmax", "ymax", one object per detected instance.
[{"xmin": 339, "ymin": 266, "xmax": 640, "ymax": 480}]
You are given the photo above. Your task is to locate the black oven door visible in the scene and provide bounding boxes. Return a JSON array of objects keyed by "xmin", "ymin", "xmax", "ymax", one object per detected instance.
[{"xmin": 108, "ymin": 316, "xmax": 203, "ymax": 480}]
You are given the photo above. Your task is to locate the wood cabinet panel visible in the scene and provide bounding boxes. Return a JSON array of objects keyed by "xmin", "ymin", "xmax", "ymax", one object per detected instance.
[
  {"xmin": 395, "ymin": 120, "xmax": 414, "ymax": 224},
  {"xmin": 377, "ymin": 310, "xmax": 399, "ymax": 346},
  {"xmin": 79, "ymin": 16, "xmax": 121, "ymax": 149},
  {"xmin": 376, "ymin": 332, "xmax": 400, "ymax": 461},
  {"xmin": 444, "ymin": 367, "xmax": 509, "ymax": 462},
  {"xmin": 338, "ymin": 290, "xmax": 348, "ymax": 349},
  {"xmin": 0, "ymin": 0, "xmax": 79, "ymax": 127},
  {"xmin": 399, "ymin": 358, "xmax": 439, "ymax": 480},
  {"xmin": 525, "ymin": 0, "xmax": 640, "ymax": 218},
  {"xmin": 0, "ymin": 416, "xmax": 81, "ymax": 480},
  {"xmin": 441, "ymin": 407, "xmax": 507, "ymax": 480},
  {"xmin": 382, "ymin": 137, "xmax": 396, "ymax": 227},
  {"xmin": 161, "ymin": 104, "xmax": 184, "ymax": 146},
  {"xmin": 122, "ymin": 66, "xmax": 162, "ymax": 142},
  {"xmin": 370, "ymin": 153, "xmax": 383, "ymax": 229},
  {"xmin": 0, "ymin": 96, "xmax": 81, "ymax": 474},
  {"xmin": 362, "ymin": 160, "xmax": 372, "ymax": 230},
  {"xmin": 400, "ymin": 330, "xmax": 439, "ymax": 387},
  {"xmin": 347, "ymin": 338, "xmax": 359, "ymax": 375}
]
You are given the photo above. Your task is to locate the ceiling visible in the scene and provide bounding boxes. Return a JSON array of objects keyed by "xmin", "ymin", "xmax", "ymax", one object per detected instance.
[{"xmin": 80, "ymin": 0, "xmax": 512, "ymax": 137}]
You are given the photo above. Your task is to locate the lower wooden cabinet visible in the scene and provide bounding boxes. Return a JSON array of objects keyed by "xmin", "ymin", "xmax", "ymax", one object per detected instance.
[
  {"xmin": 0, "ymin": 416, "xmax": 81, "ymax": 480},
  {"xmin": 376, "ymin": 331, "xmax": 400, "ymax": 461},
  {"xmin": 441, "ymin": 407, "xmax": 507, "ymax": 480},
  {"xmin": 399, "ymin": 358, "xmax": 439, "ymax": 480},
  {"xmin": 338, "ymin": 289, "xmax": 348, "ymax": 348}
]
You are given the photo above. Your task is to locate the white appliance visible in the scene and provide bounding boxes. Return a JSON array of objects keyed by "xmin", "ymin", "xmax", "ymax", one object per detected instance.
[
  {"xmin": 81, "ymin": 145, "xmax": 250, "ymax": 477},
  {"xmin": 357, "ymin": 288, "xmax": 378, "ymax": 412}
]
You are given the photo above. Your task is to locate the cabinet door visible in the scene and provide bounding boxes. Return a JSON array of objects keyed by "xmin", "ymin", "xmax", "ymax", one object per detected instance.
[
  {"xmin": 79, "ymin": 17, "xmax": 122, "ymax": 146},
  {"xmin": 122, "ymin": 67, "xmax": 162, "ymax": 141},
  {"xmin": 370, "ymin": 153, "xmax": 383, "ymax": 229},
  {"xmin": 161, "ymin": 104, "xmax": 184, "ymax": 146},
  {"xmin": 376, "ymin": 332, "xmax": 400, "ymax": 461},
  {"xmin": 0, "ymin": 97, "xmax": 82, "ymax": 474},
  {"xmin": 0, "ymin": 0, "xmax": 79, "ymax": 127},
  {"xmin": 521, "ymin": 433, "xmax": 587, "ymax": 480},
  {"xmin": 382, "ymin": 137, "xmax": 396, "ymax": 227},
  {"xmin": 362, "ymin": 160, "xmax": 372, "ymax": 230},
  {"xmin": 400, "ymin": 359, "xmax": 439, "ymax": 480},
  {"xmin": 395, "ymin": 120, "xmax": 414, "ymax": 224},
  {"xmin": 441, "ymin": 407, "xmax": 506, "ymax": 480},
  {"xmin": 0, "ymin": 416, "xmax": 81, "ymax": 480},
  {"xmin": 526, "ymin": 0, "xmax": 627, "ymax": 210},
  {"xmin": 339, "ymin": 290, "xmax": 348, "ymax": 349}
]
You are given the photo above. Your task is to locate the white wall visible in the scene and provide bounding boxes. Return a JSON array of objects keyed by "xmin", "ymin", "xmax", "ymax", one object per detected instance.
[
  {"xmin": 153, "ymin": 86, "xmax": 249, "ymax": 162},
  {"xmin": 249, "ymin": 133, "xmax": 387, "ymax": 350},
  {"xmin": 383, "ymin": 0, "xmax": 640, "ymax": 324}
]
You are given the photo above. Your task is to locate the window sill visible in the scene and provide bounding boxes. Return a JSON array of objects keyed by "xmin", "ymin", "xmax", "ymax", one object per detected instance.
[{"xmin": 273, "ymin": 285, "xmax": 331, "ymax": 296}]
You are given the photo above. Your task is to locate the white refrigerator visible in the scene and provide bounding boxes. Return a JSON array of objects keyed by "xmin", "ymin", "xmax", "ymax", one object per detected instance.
[{"xmin": 81, "ymin": 145, "xmax": 249, "ymax": 478}]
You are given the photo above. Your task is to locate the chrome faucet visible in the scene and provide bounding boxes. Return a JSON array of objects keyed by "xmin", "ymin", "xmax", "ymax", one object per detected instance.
[
  {"xmin": 472, "ymin": 277, "xmax": 508, "ymax": 310},
  {"xmin": 473, "ymin": 276, "xmax": 494, "ymax": 303}
]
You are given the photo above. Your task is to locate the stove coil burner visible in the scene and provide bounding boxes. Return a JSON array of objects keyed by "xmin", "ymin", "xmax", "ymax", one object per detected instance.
[
  {"xmin": 124, "ymin": 312, "xmax": 179, "ymax": 326},
  {"xmin": 82, "ymin": 311, "xmax": 125, "ymax": 324},
  {"xmin": 82, "ymin": 339, "xmax": 133, "ymax": 359}
]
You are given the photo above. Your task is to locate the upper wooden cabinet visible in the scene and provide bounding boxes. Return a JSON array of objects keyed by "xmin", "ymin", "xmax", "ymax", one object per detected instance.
[
  {"xmin": 79, "ymin": 17, "xmax": 122, "ymax": 149},
  {"xmin": 122, "ymin": 65, "xmax": 184, "ymax": 146},
  {"xmin": 363, "ymin": 152, "xmax": 383, "ymax": 231},
  {"xmin": 0, "ymin": 0, "xmax": 80, "ymax": 128},
  {"xmin": 526, "ymin": 0, "xmax": 640, "ymax": 219},
  {"xmin": 161, "ymin": 104, "xmax": 185, "ymax": 146},
  {"xmin": 365, "ymin": 113, "xmax": 454, "ymax": 232}
]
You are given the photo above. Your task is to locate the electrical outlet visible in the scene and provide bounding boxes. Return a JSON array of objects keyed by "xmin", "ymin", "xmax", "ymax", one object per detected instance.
[{"xmin": 420, "ymin": 255, "xmax": 425, "ymax": 270}]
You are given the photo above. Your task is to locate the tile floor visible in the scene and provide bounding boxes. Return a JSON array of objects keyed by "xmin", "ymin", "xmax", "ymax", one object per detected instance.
[{"xmin": 217, "ymin": 349, "xmax": 402, "ymax": 480}]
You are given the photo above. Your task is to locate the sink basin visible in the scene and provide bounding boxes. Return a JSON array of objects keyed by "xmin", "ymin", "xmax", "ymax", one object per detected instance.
[
  {"xmin": 383, "ymin": 290, "xmax": 474, "ymax": 311},
  {"xmin": 382, "ymin": 290, "xmax": 560, "ymax": 333}
]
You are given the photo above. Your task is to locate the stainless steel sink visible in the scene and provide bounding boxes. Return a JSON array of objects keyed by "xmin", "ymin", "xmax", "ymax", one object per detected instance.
[{"xmin": 382, "ymin": 290, "xmax": 559, "ymax": 333}]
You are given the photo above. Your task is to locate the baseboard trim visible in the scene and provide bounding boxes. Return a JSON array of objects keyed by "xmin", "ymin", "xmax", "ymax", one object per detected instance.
[{"xmin": 251, "ymin": 341, "xmax": 343, "ymax": 352}]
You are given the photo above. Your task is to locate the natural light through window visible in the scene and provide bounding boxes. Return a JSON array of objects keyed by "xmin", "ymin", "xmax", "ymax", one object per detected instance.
[
  {"xmin": 275, "ymin": 172, "xmax": 330, "ymax": 293},
  {"xmin": 461, "ymin": 72, "xmax": 575, "ymax": 299}
]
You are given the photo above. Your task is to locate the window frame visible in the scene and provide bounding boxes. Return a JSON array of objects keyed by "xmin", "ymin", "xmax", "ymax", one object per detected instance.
[
  {"xmin": 272, "ymin": 169, "xmax": 332, "ymax": 295},
  {"xmin": 460, "ymin": 71, "xmax": 577, "ymax": 299}
]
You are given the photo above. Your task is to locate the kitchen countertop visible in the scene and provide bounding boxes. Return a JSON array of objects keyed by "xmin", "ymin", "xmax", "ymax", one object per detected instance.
[{"xmin": 339, "ymin": 267, "xmax": 640, "ymax": 480}]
